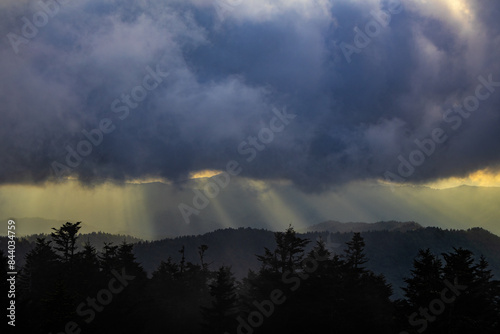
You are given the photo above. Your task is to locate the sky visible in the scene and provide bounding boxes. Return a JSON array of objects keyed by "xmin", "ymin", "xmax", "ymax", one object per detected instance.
[{"xmin": 1, "ymin": 0, "xmax": 500, "ymax": 238}]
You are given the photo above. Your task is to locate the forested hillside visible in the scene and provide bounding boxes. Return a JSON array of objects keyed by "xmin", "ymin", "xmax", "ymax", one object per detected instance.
[
  {"xmin": 2, "ymin": 222, "xmax": 499, "ymax": 333},
  {"xmin": 132, "ymin": 226, "xmax": 500, "ymax": 298},
  {"xmin": 2, "ymin": 223, "xmax": 500, "ymax": 300}
]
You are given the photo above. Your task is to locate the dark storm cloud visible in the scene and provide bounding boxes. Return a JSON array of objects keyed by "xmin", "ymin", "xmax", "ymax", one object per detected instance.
[{"xmin": 1, "ymin": 0, "xmax": 500, "ymax": 191}]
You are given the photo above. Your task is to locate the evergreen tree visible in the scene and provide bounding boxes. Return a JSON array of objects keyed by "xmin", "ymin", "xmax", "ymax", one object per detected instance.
[
  {"xmin": 402, "ymin": 248, "xmax": 443, "ymax": 308},
  {"xmin": 40, "ymin": 280, "xmax": 77, "ymax": 332},
  {"xmin": 336, "ymin": 233, "xmax": 394, "ymax": 333},
  {"xmin": 399, "ymin": 248, "xmax": 500, "ymax": 334},
  {"xmin": 245, "ymin": 226, "xmax": 310, "ymax": 332},
  {"xmin": 79, "ymin": 240, "xmax": 101, "ymax": 273},
  {"xmin": 99, "ymin": 242, "xmax": 119, "ymax": 274},
  {"xmin": 343, "ymin": 232, "xmax": 368, "ymax": 276},
  {"xmin": 201, "ymin": 266, "xmax": 239, "ymax": 334},
  {"xmin": 441, "ymin": 248, "xmax": 498, "ymax": 334},
  {"xmin": 18, "ymin": 238, "xmax": 60, "ymax": 301},
  {"xmin": 397, "ymin": 249, "xmax": 444, "ymax": 334},
  {"xmin": 74, "ymin": 240, "xmax": 102, "ymax": 296},
  {"xmin": 256, "ymin": 225, "xmax": 309, "ymax": 276},
  {"xmin": 470, "ymin": 255, "xmax": 500, "ymax": 333},
  {"xmin": 50, "ymin": 221, "xmax": 82, "ymax": 264},
  {"xmin": 198, "ymin": 244, "xmax": 209, "ymax": 271},
  {"xmin": 145, "ymin": 257, "xmax": 183, "ymax": 332},
  {"xmin": 117, "ymin": 241, "xmax": 146, "ymax": 279},
  {"xmin": 442, "ymin": 247, "xmax": 475, "ymax": 286},
  {"xmin": 151, "ymin": 257, "xmax": 180, "ymax": 282},
  {"xmin": 87, "ymin": 241, "xmax": 147, "ymax": 333},
  {"xmin": 17, "ymin": 238, "xmax": 62, "ymax": 331},
  {"xmin": 145, "ymin": 248, "xmax": 211, "ymax": 333},
  {"xmin": 281, "ymin": 238, "xmax": 337, "ymax": 333}
]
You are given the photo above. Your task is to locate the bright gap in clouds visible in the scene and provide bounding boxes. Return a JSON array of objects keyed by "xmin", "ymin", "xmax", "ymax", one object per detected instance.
[
  {"xmin": 426, "ymin": 169, "xmax": 500, "ymax": 189},
  {"xmin": 189, "ymin": 170, "xmax": 224, "ymax": 179},
  {"xmin": 119, "ymin": 170, "xmax": 224, "ymax": 185},
  {"xmin": 447, "ymin": 0, "xmax": 472, "ymax": 19}
]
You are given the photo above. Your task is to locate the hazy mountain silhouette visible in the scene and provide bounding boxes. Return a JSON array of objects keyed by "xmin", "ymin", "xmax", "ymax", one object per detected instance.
[
  {"xmin": 5, "ymin": 182, "xmax": 500, "ymax": 238},
  {"xmin": 302, "ymin": 220, "xmax": 424, "ymax": 233},
  {"xmin": 2, "ymin": 222, "xmax": 499, "ymax": 299}
]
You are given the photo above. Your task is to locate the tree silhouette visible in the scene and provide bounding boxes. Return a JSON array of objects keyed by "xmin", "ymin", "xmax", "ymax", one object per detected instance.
[
  {"xmin": 471, "ymin": 255, "xmax": 500, "ymax": 334},
  {"xmin": 74, "ymin": 240, "xmax": 102, "ymax": 297},
  {"xmin": 198, "ymin": 244, "xmax": 209, "ymax": 271},
  {"xmin": 17, "ymin": 238, "xmax": 62, "ymax": 331},
  {"xmin": 201, "ymin": 266, "xmax": 239, "ymax": 334},
  {"xmin": 18, "ymin": 238, "xmax": 59, "ymax": 300},
  {"xmin": 402, "ymin": 248, "xmax": 443, "ymax": 308},
  {"xmin": 398, "ymin": 247, "xmax": 500, "ymax": 334},
  {"xmin": 336, "ymin": 233, "xmax": 394, "ymax": 333},
  {"xmin": 145, "ymin": 247, "xmax": 211, "ymax": 333},
  {"xmin": 9, "ymin": 221, "xmax": 500, "ymax": 334},
  {"xmin": 117, "ymin": 241, "xmax": 146, "ymax": 279},
  {"xmin": 257, "ymin": 225, "xmax": 310, "ymax": 275},
  {"xmin": 441, "ymin": 247, "xmax": 499, "ymax": 334},
  {"xmin": 51, "ymin": 221, "xmax": 81, "ymax": 264},
  {"xmin": 343, "ymin": 232, "xmax": 368, "ymax": 275},
  {"xmin": 99, "ymin": 242, "xmax": 119, "ymax": 275}
]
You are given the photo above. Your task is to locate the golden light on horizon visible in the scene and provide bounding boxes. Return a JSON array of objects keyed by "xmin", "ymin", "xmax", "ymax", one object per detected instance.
[{"xmin": 426, "ymin": 168, "xmax": 500, "ymax": 189}]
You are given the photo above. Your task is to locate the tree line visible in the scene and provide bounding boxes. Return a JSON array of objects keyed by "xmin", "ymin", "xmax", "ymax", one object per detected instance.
[{"xmin": 1, "ymin": 222, "xmax": 499, "ymax": 333}]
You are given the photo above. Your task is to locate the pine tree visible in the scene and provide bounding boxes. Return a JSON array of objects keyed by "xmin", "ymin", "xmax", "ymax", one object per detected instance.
[
  {"xmin": 338, "ymin": 233, "xmax": 394, "ymax": 333},
  {"xmin": 343, "ymin": 232, "xmax": 368, "ymax": 276},
  {"xmin": 402, "ymin": 248, "xmax": 443, "ymax": 308},
  {"xmin": 101, "ymin": 241, "xmax": 146, "ymax": 334},
  {"xmin": 256, "ymin": 225, "xmax": 309, "ymax": 275},
  {"xmin": 442, "ymin": 248, "xmax": 499, "ymax": 334},
  {"xmin": 50, "ymin": 221, "xmax": 81, "ymax": 264},
  {"xmin": 198, "ymin": 244, "xmax": 209, "ymax": 271},
  {"xmin": 117, "ymin": 241, "xmax": 146, "ymax": 279},
  {"xmin": 17, "ymin": 238, "xmax": 62, "ymax": 331},
  {"xmin": 99, "ymin": 242, "xmax": 119, "ymax": 274},
  {"xmin": 147, "ymin": 251, "xmax": 212, "ymax": 333},
  {"xmin": 151, "ymin": 257, "xmax": 180, "ymax": 282},
  {"xmin": 470, "ymin": 255, "xmax": 500, "ymax": 334},
  {"xmin": 18, "ymin": 238, "xmax": 60, "ymax": 300},
  {"xmin": 442, "ymin": 247, "xmax": 475, "ymax": 286},
  {"xmin": 75, "ymin": 240, "xmax": 102, "ymax": 296},
  {"xmin": 201, "ymin": 266, "xmax": 239, "ymax": 334},
  {"xmin": 79, "ymin": 240, "xmax": 100, "ymax": 273},
  {"xmin": 285, "ymin": 238, "xmax": 337, "ymax": 333}
]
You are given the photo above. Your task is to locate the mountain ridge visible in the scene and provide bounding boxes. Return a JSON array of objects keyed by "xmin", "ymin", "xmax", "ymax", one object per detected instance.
[
  {"xmin": 2, "ymin": 222, "xmax": 499, "ymax": 300},
  {"xmin": 302, "ymin": 220, "xmax": 424, "ymax": 233}
]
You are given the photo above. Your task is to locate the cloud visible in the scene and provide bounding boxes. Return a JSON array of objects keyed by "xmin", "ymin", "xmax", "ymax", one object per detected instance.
[{"xmin": 1, "ymin": 0, "xmax": 500, "ymax": 191}]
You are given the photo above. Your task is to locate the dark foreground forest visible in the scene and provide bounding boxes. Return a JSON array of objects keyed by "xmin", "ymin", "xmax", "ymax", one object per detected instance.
[{"xmin": 2, "ymin": 222, "xmax": 499, "ymax": 334}]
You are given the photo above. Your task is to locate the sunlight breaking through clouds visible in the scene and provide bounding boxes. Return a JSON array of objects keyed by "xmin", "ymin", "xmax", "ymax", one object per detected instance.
[
  {"xmin": 1, "ymin": 0, "xmax": 500, "ymax": 239},
  {"xmin": 426, "ymin": 168, "xmax": 500, "ymax": 189}
]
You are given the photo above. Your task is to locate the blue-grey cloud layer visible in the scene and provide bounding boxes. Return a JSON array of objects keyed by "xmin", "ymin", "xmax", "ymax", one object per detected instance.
[{"xmin": 1, "ymin": 0, "xmax": 500, "ymax": 191}]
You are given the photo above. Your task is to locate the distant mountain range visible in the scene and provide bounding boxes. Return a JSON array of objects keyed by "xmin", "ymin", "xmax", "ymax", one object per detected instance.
[
  {"xmin": 2, "ymin": 221, "xmax": 499, "ymax": 299},
  {"xmin": 3, "ymin": 180, "xmax": 500, "ymax": 239},
  {"xmin": 302, "ymin": 220, "xmax": 423, "ymax": 233},
  {"xmin": 131, "ymin": 223, "xmax": 500, "ymax": 298}
]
